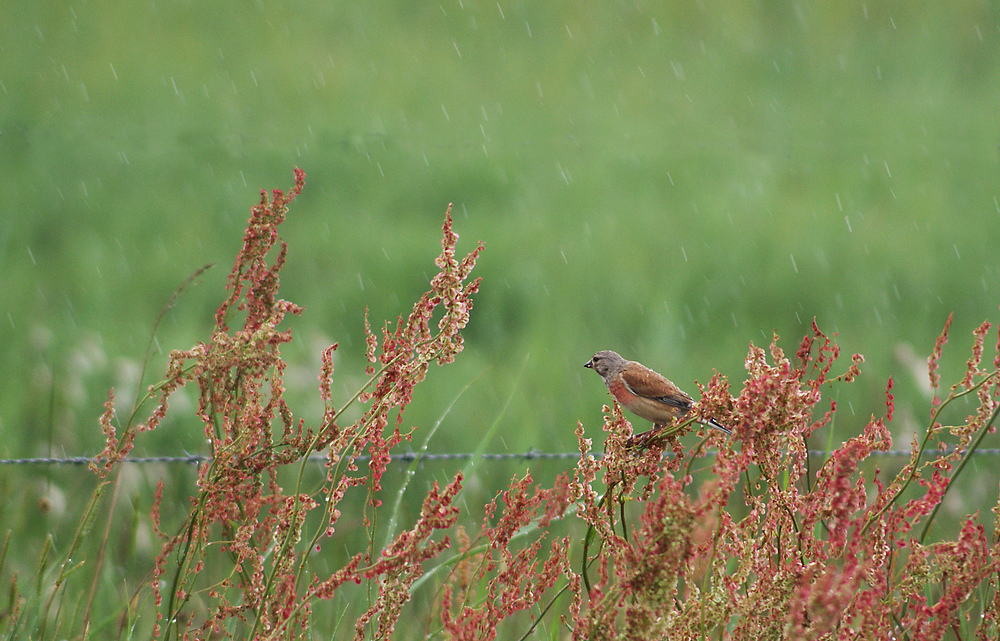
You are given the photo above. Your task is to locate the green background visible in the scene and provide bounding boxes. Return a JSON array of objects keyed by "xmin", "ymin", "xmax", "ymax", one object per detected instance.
[{"xmin": 2, "ymin": 0, "xmax": 999, "ymax": 514}]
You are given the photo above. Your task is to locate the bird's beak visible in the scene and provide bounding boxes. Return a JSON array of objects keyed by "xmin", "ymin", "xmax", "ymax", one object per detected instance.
[{"xmin": 584, "ymin": 358, "xmax": 594, "ymax": 369}]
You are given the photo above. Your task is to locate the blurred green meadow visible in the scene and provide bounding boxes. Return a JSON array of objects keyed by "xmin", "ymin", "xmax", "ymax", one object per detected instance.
[{"xmin": 1, "ymin": 0, "xmax": 1000, "ymax": 623}]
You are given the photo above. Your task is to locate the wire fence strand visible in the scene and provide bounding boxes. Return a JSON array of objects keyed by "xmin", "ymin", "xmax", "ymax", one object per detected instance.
[{"xmin": 5, "ymin": 448, "xmax": 1000, "ymax": 467}]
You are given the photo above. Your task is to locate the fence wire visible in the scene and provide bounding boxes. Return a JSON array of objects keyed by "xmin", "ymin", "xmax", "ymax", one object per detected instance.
[{"xmin": 5, "ymin": 448, "xmax": 1000, "ymax": 467}]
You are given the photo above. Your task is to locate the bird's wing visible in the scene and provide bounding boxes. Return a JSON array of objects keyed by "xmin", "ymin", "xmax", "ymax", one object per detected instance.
[{"xmin": 621, "ymin": 364, "xmax": 694, "ymax": 410}]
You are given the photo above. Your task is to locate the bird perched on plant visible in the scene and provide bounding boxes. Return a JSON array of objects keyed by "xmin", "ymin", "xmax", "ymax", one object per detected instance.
[{"xmin": 584, "ymin": 350, "xmax": 731, "ymax": 437}]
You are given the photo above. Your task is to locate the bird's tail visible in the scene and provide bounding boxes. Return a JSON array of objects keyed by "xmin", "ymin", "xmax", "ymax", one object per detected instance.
[{"xmin": 706, "ymin": 418, "xmax": 733, "ymax": 436}]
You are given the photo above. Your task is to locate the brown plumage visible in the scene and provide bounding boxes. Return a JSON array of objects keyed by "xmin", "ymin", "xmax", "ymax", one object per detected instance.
[{"xmin": 584, "ymin": 350, "xmax": 731, "ymax": 435}]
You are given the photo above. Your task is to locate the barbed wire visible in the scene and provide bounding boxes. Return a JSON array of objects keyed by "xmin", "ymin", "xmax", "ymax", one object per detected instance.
[{"xmin": 5, "ymin": 448, "xmax": 1000, "ymax": 467}]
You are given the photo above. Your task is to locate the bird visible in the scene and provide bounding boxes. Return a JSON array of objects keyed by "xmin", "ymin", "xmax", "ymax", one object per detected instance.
[{"xmin": 584, "ymin": 350, "xmax": 732, "ymax": 436}]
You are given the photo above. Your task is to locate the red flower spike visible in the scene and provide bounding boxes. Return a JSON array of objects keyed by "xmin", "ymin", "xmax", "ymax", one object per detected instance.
[
  {"xmin": 89, "ymin": 171, "xmax": 1000, "ymax": 639},
  {"xmin": 928, "ymin": 312, "xmax": 953, "ymax": 399},
  {"xmin": 89, "ymin": 174, "xmax": 487, "ymax": 640}
]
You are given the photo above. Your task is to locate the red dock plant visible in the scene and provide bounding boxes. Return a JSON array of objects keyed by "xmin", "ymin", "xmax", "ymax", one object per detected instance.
[
  {"xmin": 31, "ymin": 168, "xmax": 999, "ymax": 640},
  {"xmin": 89, "ymin": 169, "xmax": 482, "ymax": 639},
  {"xmin": 545, "ymin": 315, "xmax": 1000, "ymax": 640},
  {"xmin": 433, "ymin": 325, "xmax": 1000, "ymax": 640}
]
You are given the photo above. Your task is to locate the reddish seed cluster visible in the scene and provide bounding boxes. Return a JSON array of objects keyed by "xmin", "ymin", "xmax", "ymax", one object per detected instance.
[
  {"xmin": 552, "ymin": 317, "xmax": 1000, "ymax": 639},
  {"xmin": 90, "ymin": 170, "xmax": 1000, "ymax": 639},
  {"xmin": 438, "ymin": 472, "xmax": 575, "ymax": 641},
  {"xmin": 91, "ymin": 172, "xmax": 487, "ymax": 639}
]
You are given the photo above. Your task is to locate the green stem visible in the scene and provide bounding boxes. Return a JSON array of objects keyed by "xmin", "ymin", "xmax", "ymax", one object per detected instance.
[
  {"xmin": 258, "ymin": 341, "xmax": 448, "ymax": 641},
  {"xmin": 918, "ymin": 400, "xmax": 1000, "ymax": 543},
  {"xmin": 862, "ymin": 374, "xmax": 996, "ymax": 534},
  {"xmin": 516, "ymin": 578, "xmax": 572, "ymax": 641}
]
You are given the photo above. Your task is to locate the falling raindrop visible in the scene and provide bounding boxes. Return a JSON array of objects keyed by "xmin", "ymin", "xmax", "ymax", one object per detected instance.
[
  {"xmin": 108, "ymin": 63, "xmax": 117, "ymax": 79},
  {"xmin": 844, "ymin": 216, "xmax": 852, "ymax": 232},
  {"xmin": 790, "ymin": 254, "xmax": 798, "ymax": 273}
]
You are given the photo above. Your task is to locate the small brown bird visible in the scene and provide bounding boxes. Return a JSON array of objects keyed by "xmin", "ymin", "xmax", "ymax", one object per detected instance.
[{"xmin": 584, "ymin": 350, "xmax": 731, "ymax": 435}]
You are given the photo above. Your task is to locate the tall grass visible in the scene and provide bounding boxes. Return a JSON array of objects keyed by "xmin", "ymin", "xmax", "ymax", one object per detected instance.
[{"xmin": 4, "ymin": 170, "xmax": 1000, "ymax": 640}]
